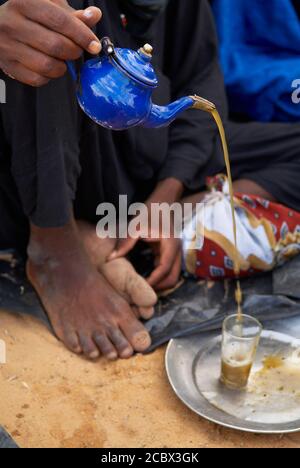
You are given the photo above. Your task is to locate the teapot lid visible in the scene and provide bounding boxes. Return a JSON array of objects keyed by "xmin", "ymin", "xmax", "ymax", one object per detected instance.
[{"xmin": 113, "ymin": 44, "xmax": 158, "ymax": 88}]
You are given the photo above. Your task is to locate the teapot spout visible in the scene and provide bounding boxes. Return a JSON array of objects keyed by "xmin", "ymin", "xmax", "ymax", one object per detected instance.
[{"xmin": 142, "ymin": 95, "xmax": 216, "ymax": 129}]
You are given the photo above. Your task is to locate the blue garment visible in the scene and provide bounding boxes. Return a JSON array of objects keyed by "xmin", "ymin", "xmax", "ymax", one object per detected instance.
[{"xmin": 212, "ymin": 0, "xmax": 300, "ymax": 122}]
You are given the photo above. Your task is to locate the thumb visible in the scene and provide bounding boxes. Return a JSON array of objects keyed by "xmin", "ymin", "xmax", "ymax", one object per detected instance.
[{"xmin": 108, "ymin": 237, "xmax": 138, "ymax": 260}]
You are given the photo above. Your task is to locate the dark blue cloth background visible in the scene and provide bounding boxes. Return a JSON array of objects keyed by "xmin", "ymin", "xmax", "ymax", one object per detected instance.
[{"xmin": 212, "ymin": 0, "xmax": 300, "ymax": 122}]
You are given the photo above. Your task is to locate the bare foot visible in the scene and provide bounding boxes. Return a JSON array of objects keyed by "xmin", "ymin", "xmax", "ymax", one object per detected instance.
[
  {"xmin": 77, "ymin": 221, "xmax": 157, "ymax": 320},
  {"xmin": 26, "ymin": 220, "xmax": 152, "ymax": 360}
]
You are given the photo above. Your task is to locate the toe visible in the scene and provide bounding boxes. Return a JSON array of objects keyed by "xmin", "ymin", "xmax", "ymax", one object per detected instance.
[
  {"xmin": 108, "ymin": 327, "xmax": 134, "ymax": 359},
  {"xmin": 120, "ymin": 318, "xmax": 152, "ymax": 353},
  {"xmin": 79, "ymin": 333, "xmax": 100, "ymax": 360},
  {"xmin": 93, "ymin": 331, "xmax": 118, "ymax": 361},
  {"xmin": 64, "ymin": 330, "xmax": 82, "ymax": 354}
]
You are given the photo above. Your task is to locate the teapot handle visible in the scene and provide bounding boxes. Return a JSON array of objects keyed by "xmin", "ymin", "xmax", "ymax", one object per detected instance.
[
  {"xmin": 101, "ymin": 37, "xmax": 115, "ymax": 56},
  {"xmin": 66, "ymin": 37, "xmax": 115, "ymax": 83}
]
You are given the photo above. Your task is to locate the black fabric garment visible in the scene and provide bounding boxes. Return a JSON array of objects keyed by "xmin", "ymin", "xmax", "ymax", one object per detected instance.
[
  {"xmin": 118, "ymin": 0, "xmax": 169, "ymax": 37},
  {"xmin": 226, "ymin": 121, "xmax": 300, "ymax": 208},
  {"xmin": 0, "ymin": 0, "xmax": 300, "ymax": 253},
  {"xmin": 122, "ymin": 0, "xmax": 169, "ymax": 20}
]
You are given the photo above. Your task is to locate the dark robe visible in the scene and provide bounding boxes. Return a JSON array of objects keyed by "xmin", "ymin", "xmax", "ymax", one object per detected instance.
[{"xmin": 1, "ymin": 0, "xmax": 300, "ymax": 252}]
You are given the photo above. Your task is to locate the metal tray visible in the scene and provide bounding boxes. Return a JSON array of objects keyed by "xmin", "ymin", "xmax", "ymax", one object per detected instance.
[{"xmin": 166, "ymin": 330, "xmax": 300, "ymax": 434}]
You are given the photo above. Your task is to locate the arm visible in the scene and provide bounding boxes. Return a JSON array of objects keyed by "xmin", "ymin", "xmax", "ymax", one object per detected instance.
[
  {"xmin": 159, "ymin": 0, "xmax": 228, "ymax": 192},
  {"xmin": 146, "ymin": 177, "xmax": 184, "ymax": 205}
]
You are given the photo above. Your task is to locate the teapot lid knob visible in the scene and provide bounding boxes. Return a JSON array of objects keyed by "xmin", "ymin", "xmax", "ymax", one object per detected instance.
[
  {"xmin": 139, "ymin": 44, "xmax": 153, "ymax": 57},
  {"xmin": 114, "ymin": 43, "xmax": 158, "ymax": 87}
]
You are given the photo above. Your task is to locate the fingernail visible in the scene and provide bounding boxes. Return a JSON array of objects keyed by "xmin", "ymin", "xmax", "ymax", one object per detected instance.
[
  {"xmin": 88, "ymin": 40, "xmax": 101, "ymax": 54},
  {"xmin": 83, "ymin": 8, "xmax": 94, "ymax": 18},
  {"xmin": 109, "ymin": 251, "xmax": 117, "ymax": 259}
]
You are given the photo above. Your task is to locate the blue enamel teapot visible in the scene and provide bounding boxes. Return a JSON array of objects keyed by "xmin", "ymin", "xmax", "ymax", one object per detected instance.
[{"xmin": 67, "ymin": 37, "xmax": 215, "ymax": 131}]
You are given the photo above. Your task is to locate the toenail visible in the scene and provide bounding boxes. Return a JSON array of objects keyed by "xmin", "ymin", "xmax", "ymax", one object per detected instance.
[
  {"xmin": 136, "ymin": 332, "xmax": 149, "ymax": 346},
  {"xmin": 89, "ymin": 350, "xmax": 100, "ymax": 359},
  {"xmin": 120, "ymin": 348, "xmax": 134, "ymax": 359},
  {"xmin": 107, "ymin": 352, "xmax": 118, "ymax": 361},
  {"xmin": 133, "ymin": 332, "xmax": 151, "ymax": 352}
]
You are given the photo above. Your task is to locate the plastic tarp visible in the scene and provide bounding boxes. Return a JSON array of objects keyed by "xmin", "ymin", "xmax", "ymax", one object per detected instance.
[
  {"xmin": 0, "ymin": 250, "xmax": 300, "ymax": 351},
  {"xmin": 0, "ymin": 427, "xmax": 18, "ymax": 449}
]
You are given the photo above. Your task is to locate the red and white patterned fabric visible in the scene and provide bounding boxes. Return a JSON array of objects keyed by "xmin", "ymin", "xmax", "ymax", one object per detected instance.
[{"xmin": 182, "ymin": 175, "xmax": 300, "ymax": 280}]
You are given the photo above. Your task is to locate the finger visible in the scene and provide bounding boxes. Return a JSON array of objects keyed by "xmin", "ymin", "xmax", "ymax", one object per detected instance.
[
  {"xmin": 8, "ymin": 16, "xmax": 83, "ymax": 61},
  {"xmin": 131, "ymin": 305, "xmax": 155, "ymax": 320},
  {"xmin": 147, "ymin": 241, "xmax": 181, "ymax": 288},
  {"xmin": 0, "ymin": 60, "xmax": 49, "ymax": 87},
  {"xmin": 79, "ymin": 333, "xmax": 100, "ymax": 360},
  {"xmin": 155, "ymin": 252, "xmax": 182, "ymax": 291},
  {"xmin": 12, "ymin": 39, "xmax": 66, "ymax": 78},
  {"xmin": 138, "ymin": 306, "xmax": 155, "ymax": 320},
  {"xmin": 52, "ymin": 0, "xmax": 72, "ymax": 7},
  {"xmin": 147, "ymin": 264, "xmax": 172, "ymax": 288},
  {"xmin": 17, "ymin": 0, "xmax": 101, "ymax": 54},
  {"xmin": 74, "ymin": 7, "xmax": 102, "ymax": 29},
  {"xmin": 93, "ymin": 332, "xmax": 118, "ymax": 361},
  {"xmin": 108, "ymin": 327, "xmax": 134, "ymax": 359},
  {"xmin": 126, "ymin": 271, "xmax": 157, "ymax": 308},
  {"xmin": 132, "ymin": 306, "xmax": 140, "ymax": 319},
  {"xmin": 109, "ymin": 237, "xmax": 138, "ymax": 260},
  {"xmin": 147, "ymin": 250, "xmax": 174, "ymax": 288},
  {"xmin": 101, "ymin": 260, "xmax": 156, "ymax": 320},
  {"xmin": 51, "ymin": 0, "xmax": 74, "ymax": 10}
]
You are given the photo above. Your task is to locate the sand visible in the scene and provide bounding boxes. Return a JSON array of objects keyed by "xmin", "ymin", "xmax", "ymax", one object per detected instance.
[{"xmin": 0, "ymin": 310, "xmax": 299, "ymax": 448}]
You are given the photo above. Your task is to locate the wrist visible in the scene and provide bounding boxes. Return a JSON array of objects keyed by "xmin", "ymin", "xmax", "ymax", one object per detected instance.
[{"xmin": 147, "ymin": 178, "xmax": 184, "ymax": 206}]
